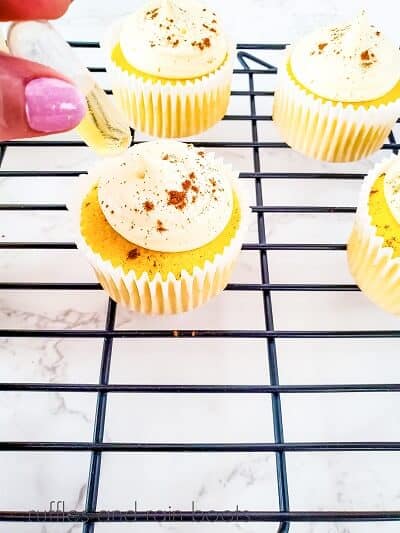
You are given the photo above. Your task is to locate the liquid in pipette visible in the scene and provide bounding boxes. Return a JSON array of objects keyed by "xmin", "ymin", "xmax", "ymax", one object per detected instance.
[{"xmin": 7, "ymin": 20, "xmax": 131, "ymax": 155}]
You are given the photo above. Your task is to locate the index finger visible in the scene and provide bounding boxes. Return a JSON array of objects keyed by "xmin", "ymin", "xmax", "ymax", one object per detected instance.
[{"xmin": 0, "ymin": 0, "xmax": 73, "ymax": 21}]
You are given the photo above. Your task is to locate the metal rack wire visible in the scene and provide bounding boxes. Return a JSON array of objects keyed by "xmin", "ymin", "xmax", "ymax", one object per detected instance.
[{"xmin": 1, "ymin": 42, "xmax": 400, "ymax": 532}]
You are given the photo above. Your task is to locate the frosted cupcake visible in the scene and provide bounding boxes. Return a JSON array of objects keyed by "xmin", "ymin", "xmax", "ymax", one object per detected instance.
[
  {"xmin": 348, "ymin": 155, "xmax": 400, "ymax": 314},
  {"xmin": 103, "ymin": 0, "xmax": 233, "ymax": 138},
  {"xmin": 273, "ymin": 12, "xmax": 400, "ymax": 162},
  {"xmin": 72, "ymin": 141, "xmax": 249, "ymax": 314}
]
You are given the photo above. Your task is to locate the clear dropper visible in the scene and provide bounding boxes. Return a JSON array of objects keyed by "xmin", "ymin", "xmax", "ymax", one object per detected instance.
[
  {"xmin": 7, "ymin": 20, "xmax": 132, "ymax": 156},
  {"xmin": 0, "ymin": 27, "xmax": 8, "ymax": 52}
]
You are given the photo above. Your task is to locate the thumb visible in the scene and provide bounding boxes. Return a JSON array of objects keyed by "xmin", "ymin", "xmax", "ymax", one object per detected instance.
[{"xmin": 0, "ymin": 52, "xmax": 86, "ymax": 141}]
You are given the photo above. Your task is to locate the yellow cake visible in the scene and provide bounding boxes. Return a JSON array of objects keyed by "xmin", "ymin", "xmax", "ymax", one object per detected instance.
[
  {"xmin": 348, "ymin": 155, "xmax": 400, "ymax": 315},
  {"xmin": 73, "ymin": 141, "xmax": 249, "ymax": 315},
  {"xmin": 81, "ymin": 185, "xmax": 242, "ymax": 280},
  {"xmin": 103, "ymin": 0, "xmax": 233, "ymax": 138},
  {"xmin": 368, "ymin": 174, "xmax": 400, "ymax": 257},
  {"xmin": 273, "ymin": 12, "xmax": 400, "ymax": 162}
]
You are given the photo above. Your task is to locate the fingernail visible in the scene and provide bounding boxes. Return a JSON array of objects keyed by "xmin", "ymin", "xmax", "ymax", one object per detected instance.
[{"xmin": 25, "ymin": 77, "xmax": 86, "ymax": 133}]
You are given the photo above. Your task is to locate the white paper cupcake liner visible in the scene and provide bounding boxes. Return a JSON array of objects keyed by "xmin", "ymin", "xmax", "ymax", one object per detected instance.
[
  {"xmin": 69, "ymin": 155, "xmax": 250, "ymax": 315},
  {"xmin": 347, "ymin": 154, "xmax": 400, "ymax": 315},
  {"xmin": 102, "ymin": 21, "xmax": 234, "ymax": 138},
  {"xmin": 273, "ymin": 53, "xmax": 400, "ymax": 162}
]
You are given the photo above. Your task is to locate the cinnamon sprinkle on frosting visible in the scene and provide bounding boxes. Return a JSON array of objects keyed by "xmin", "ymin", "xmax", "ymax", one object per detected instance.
[
  {"xmin": 289, "ymin": 12, "xmax": 400, "ymax": 102},
  {"xmin": 146, "ymin": 7, "xmax": 159, "ymax": 19},
  {"xmin": 167, "ymin": 190, "xmax": 187, "ymax": 209},
  {"xmin": 143, "ymin": 200, "xmax": 154, "ymax": 211},
  {"xmin": 156, "ymin": 219, "xmax": 167, "ymax": 232},
  {"xmin": 97, "ymin": 141, "xmax": 234, "ymax": 253},
  {"xmin": 361, "ymin": 49, "xmax": 370, "ymax": 61},
  {"xmin": 120, "ymin": 0, "xmax": 228, "ymax": 79}
]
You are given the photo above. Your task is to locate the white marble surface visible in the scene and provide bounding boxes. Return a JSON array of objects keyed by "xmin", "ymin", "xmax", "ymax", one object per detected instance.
[{"xmin": 1, "ymin": 1, "xmax": 400, "ymax": 533}]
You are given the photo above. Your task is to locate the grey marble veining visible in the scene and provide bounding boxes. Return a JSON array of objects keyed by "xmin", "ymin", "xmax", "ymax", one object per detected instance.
[{"xmin": 1, "ymin": 1, "xmax": 400, "ymax": 533}]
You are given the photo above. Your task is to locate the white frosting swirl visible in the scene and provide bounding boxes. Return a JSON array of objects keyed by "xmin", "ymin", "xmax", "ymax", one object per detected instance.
[
  {"xmin": 384, "ymin": 156, "xmax": 400, "ymax": 225},
  {"xmin": 119, "ymin": 0, "xmax": 229, "ymax": 79},
  {"xmin": 97, "ymin": 141, "xmax": 234, "ymax": 252},
  {"xmin": 290, "ymin": 12, "xmax": 400, "ymax": 102}
]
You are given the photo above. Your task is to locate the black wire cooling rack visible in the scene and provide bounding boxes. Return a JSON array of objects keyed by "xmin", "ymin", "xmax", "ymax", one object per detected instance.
[{"xmin": 1, "ymin": 42, "xmax": 400, "ymax": 533}]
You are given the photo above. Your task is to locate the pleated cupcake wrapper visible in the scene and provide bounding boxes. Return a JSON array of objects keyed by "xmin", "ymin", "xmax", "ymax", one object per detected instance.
[
  {"xmin": 102, "ymin": 21, "xmax": 233, "ymax": 138},
  {"xmin": 69, "ymin": 158, "xmax": 250, "ymax": 315},
  {"xmin": 273, "ymin": 54, "xmax": 400, "ymax": 162},
  {"xmin": 347, "ymin": 154, "xmax": 400, "ymax": 315}
]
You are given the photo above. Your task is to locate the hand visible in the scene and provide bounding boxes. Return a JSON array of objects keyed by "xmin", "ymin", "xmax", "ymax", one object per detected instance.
[{"xmin": 0, "ymin": 0, "xmax": 86, "ymax": 141}]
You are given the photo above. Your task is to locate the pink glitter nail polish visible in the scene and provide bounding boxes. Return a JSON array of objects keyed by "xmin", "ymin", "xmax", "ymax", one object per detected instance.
[{"xmin": 25, "ymin": 77, "xmax": 86, "ymax": 133}]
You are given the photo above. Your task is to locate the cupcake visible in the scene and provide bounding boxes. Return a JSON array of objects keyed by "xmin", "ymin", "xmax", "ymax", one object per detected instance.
[
  {"xmin": 103, "ymin": 0, "xmax": 233, "ymax": 138},
  {"xmin": 71, "ymin": 141, "xmax": 249, "ymax": 314},
  {"xmin": 348, "ymin": 155, "xmax": 400, "ymax": 314},
  {"xmin": 273, "ymin": 12, "xmax": 400, "ymax": 162}
]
